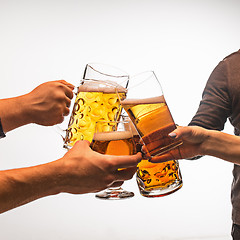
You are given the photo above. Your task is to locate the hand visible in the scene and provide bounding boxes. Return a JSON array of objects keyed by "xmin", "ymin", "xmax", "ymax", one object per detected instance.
[
  {"xmin": 0, "ymin": 80, "xmax": 75, "ymax": 133},
  {"xmin": 0, "ymin": 140, "xmax": 142, "ymax": 213},
  {"xmin": 25, "ymin": 80, "xmax": 74, "ymax": 126},
  {"xmin": 149, "ymin": 126, "xmax": 208, "ymax": 163},
  {"xmin": 57, "ymin": 140, "xmax": 142, "ymax": 194}
]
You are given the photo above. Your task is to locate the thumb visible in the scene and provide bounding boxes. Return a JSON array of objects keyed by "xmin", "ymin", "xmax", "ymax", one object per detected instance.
[
  {"xmin": 168, "ymin": 126, "xmax": 190, "ymax": 140},
  {"xmin": 82, "ymin": 140, "xmax": 91, "ymax": 147},
  {"xmin": 168, "ymin": 127, "xmax": 182, "ymax": 139}
]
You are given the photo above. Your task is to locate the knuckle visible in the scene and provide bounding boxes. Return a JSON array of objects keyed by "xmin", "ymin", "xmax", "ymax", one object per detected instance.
[
  {"xmin": 63, "ymin": 108, "xmax": 70, "ymax": 116},
  {"xmin": 103, "ymin": 157, "xmax": 115, "ymax": 170}
]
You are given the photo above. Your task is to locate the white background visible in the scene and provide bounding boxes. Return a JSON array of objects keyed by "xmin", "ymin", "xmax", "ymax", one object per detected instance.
[{"xmin": 0, "ymin": 0, "xmax": 239, "ymax": 239}]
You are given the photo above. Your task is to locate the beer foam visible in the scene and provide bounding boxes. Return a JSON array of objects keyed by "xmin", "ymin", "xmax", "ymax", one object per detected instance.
[
  {"xmin": 93, "ymin": 131, "xmax": 132, "ymax": 141},
  {"xmin": 121, "ymin": 96, "xmax": 165, "ymax": 105},
  {"xmin": 78, "ymin": 80, "xmax": 127, "ymax": 93}
]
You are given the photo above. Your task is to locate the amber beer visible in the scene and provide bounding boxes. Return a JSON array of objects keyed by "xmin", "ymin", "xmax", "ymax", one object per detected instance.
[
  {"xmin": 133, "ymin": 134, "xmax": 182, "ymax": 197},
  {"xmin": 121, "ymin": 96, "xmax": 182, "ymax": 157},
  {"xmin": 125, "ymin": 118, "xmax": 183, "ymax": 197},
  {"xmin": 137, "ymin": 159, "xmax": 182, "ymax": 197},
  {"xmin": 91, "ymin": 131, "xmax": 136, "ymax": 156},
  {"xmin": 63, "ymin": 80, "xmax": 126, "ymax": 149}
]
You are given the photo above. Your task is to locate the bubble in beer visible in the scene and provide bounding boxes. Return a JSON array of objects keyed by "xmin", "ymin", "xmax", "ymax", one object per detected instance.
[
  {"xmin": 137, "ymin": 160, "xmax": 181, "ymax": 189},
  {"xmin": 64, "ymin": 80, "xmax": 126, "ymax": 147}
]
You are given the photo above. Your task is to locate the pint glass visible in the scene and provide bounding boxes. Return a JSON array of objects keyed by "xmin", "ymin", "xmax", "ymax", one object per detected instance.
[
  {"xmin": 119, "ymin": 71, "xmax": 182, "ymax": 157},
  {"xmin": 120, "ymin": 72, "xmax": 183, "ymax": 197},
  {"xmin": 63, "ymin": 64, "xmax": 128, "ymax": 149}
]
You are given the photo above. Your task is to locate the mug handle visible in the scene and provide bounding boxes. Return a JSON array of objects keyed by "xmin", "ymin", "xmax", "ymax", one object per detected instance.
[{"xmin": 54, "ymin": 85, "xmax": 78, "ymax": 143}]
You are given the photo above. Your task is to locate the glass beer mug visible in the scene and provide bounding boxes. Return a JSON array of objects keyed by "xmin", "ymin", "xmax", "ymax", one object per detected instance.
[
  {"xmin": 91, "ymin": 120, "xmax": 137, "ymax": 199},
  {"xmin": 119, "ymin": 72, "xmax": 183, "ymax": 197},
  {"xmin": 62, "ymin": 63, "xmax": 129, "ymax": 149}
]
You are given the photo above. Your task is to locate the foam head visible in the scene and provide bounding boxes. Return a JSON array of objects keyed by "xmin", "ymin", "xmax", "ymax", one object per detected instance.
[
  {"xmin": 93, "ymin": 131, "xmax": 132, "ymax": 141},
  {"xmin": 78, "ymin": 80, "xmax": 127, "ymax": 93},
  {"xmin": 121, "ymin": 96, "xmax": 165, "ymax": 105}
]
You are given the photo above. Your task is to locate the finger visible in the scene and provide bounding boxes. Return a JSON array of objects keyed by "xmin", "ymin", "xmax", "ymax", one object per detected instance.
[
  {"xmin": 149, "ymin": 153, "xmax": 174, "ymax": 163},
  {"xmin": 110, "ymin": 152, "xmax": 142, "ymax": 169},
  {"xmin": 149, "ymin": 147, "xmax": 182, "ymax": 163},
  {"xmin": 65, "ymin": 97, "xmax": 71, "ymax": 108},
  {"xmin": 56, "ymin": 115, "xmax": 64, "ymax": 124},
  {"xmin": 168, "ymin": 126, "xmax": 188, "ymax": 140},
  {"xmin": 63, "ymin": 86, "xmax": 74, "ymax": 99},
  {"xmin": 141, "ymin": 145, "xmax": 151, "ymax": 159},
  {"xmin": 59, "ymin": 80, "xmax": 75, "ymax": 90},
  {"xmin": 114, "ymin": 167, "xmax": 137, "ymax": 181},
  {"xmin": 63, "ymin": 107, "xmax": 70, "ymax": 116},
  {"xmin": 58, "ymin": 82, "xmax": 74, "ymax": 100}
]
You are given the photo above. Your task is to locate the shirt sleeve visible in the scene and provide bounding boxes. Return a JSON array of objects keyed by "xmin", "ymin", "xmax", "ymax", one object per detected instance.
[
  {"xmin": 0, "ymin": 118, "xmax": 6, "ymax": 139},
  {"xmin": 189, "ymin": 60, "xmax": 231, "ymax": 131}
]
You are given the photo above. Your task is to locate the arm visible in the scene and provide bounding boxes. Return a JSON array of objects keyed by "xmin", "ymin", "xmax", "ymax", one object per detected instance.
[
  {"xmin": 0, "ymin": 140, "xmax": 142, "ymax": 213},
  {"xmin": 149, "ymin": 61, "xmax": 233, "ymax": 163},
  {"xmin": 150, "ymin": 126, "xmax": 240, "ymax": 165},
  {"xmin": 0, "ymin": 80, "xmax": 74, "ymax": 133}
]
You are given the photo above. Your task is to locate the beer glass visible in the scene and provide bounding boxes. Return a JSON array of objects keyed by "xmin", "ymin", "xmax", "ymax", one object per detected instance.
[
  {"xmin": 91, "ymin": 120, "xmax": 137, "ymax": 199},
  {"xmin": 119, "ymin": 71, "xmax": 182, "ymax": 157},
  {"xmin": 119, "ymin": 72, "xmax": 183, "ymax": 197},
  {"xmin": 63, "ymin": 63, "xmax": 129, "ymax": 149}
]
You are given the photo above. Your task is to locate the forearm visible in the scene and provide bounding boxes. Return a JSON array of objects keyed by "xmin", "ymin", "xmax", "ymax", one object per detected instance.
[
  {"xmin": 0, "ymin": 95, "xmax": 32, "ymax": 133},
  {"xmin": 202, "ymin": 130, "xmax": 240, "ymax": 165},
  {"xmin": 0, "ymin": 161, "xmax": 62, "ymax": 213}
]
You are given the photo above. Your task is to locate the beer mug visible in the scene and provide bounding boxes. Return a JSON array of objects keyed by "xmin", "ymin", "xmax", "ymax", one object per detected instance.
[
  {"xmin": 62, "ymin": 63, "xmax": 129, "ymax": 149},
  {"xmin": 119, "ymin": 72, "xmax": 183, "ymax": 197}
]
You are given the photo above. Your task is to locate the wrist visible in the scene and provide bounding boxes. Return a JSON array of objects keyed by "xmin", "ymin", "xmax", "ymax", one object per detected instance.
[
  {"xmin": 196, "ymin": 128, "xmax": 212, "ymax": 156},
  {"xmin": 48, "ymin": 158, "xmax": 70, "ymax": 194},
  {"xmin": 0, "ymin": 95, "xmax": 33, "ymax": 132},
  {"xmin": 43, "ymin": 160, "xmax": 65, "ymax": 195},
  {"xmin": 19, "ymin": 93, "xmax": 37, "ymax": 124},
  {"xmin": 200, "ymin": 130, "xmax": 220, "ymax": 157},
  {"xmin": 25, "ymin": 160, "xmax": 64, "ymax": 197}
]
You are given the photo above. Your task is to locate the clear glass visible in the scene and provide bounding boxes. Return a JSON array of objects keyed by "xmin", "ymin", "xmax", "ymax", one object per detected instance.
[
  {"xmin": 62, "ymin": 63, "xmax": 129, "ymax": 149},
  {"xmin": 119, "ymin": 72, "xmax": 183, "ymax": 197},
  {"xmin": 118, "ymin": 71, "xmax": 182, "ymax": 156},
  {"xmin": 91, "ymin": 120, "xmax": 137, "ymax": 200}
]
